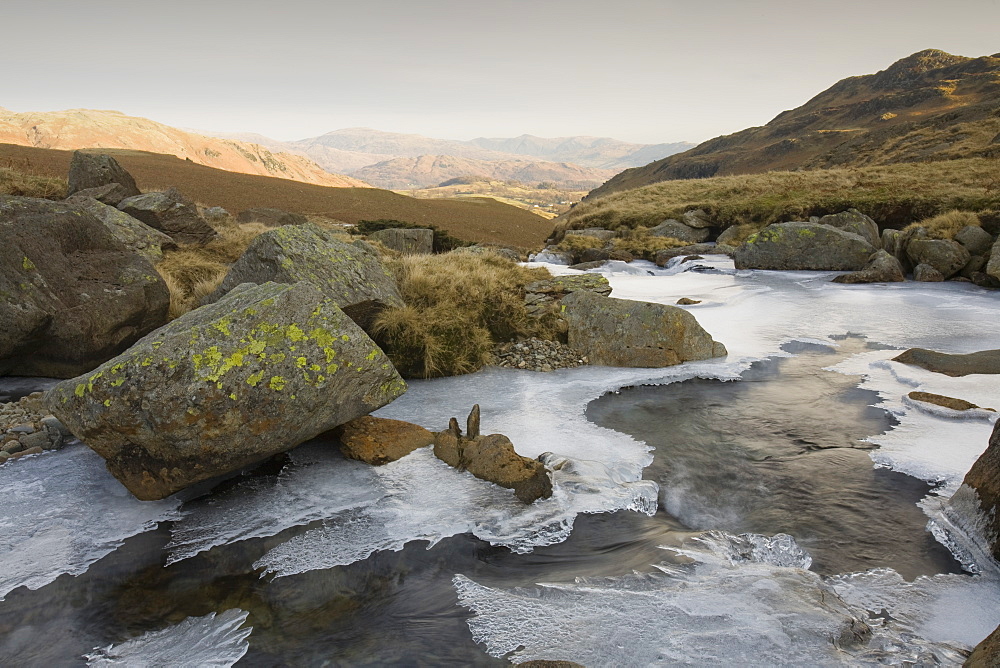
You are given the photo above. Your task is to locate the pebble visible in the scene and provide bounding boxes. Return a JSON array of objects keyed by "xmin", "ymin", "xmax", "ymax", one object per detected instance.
[
  {"xmin": 0, "ymin": 392, "xmax": 73, "ymax": 465},
  {"xmin": 491, "ymin": 338, "xmax": 589, "ymax": 372}
]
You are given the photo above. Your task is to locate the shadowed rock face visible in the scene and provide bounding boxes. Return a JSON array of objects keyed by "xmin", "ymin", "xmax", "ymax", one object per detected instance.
[
  {"xmin": 45, "ymin": 281, "xmax": 406, "ymax": 500},
  {"xmin": 204, "ymin": 223, "xmax": 403, "ymax": 332},
  {"xmin": 117, "ymin": 187, "xmax": 218, "ymax": 245},
  {"xmin": 66, "ymin": 152, "xmax": 141, "ymax": 199},
  {"xmin": 562, "ymin": 291, "xmax": 727, "ymax": 368},
  {"xmin": 892, "ymin": 348, "xmax": 1000, "ymax": 377},
  {"xmin": 0, "ymin": 196, "xmax": 169, "ymax": 378}
]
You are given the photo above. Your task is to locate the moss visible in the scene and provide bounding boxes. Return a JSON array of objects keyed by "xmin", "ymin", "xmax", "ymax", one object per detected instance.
[{"xmin": 22, "ymin": 256, "xmax": 36, "ymax": 271}]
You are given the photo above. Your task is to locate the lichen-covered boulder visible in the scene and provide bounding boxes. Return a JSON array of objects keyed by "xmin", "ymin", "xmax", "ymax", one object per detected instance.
[
  {"xmin": 955, "ymin": 225, "xmax": 994, "ymax": 257},
  {"xmin": 369, "ymin": 228, "xmax": 434, "ymax": 255},
  {"xmin": 817, "ymin": 209, "xmax": 881, "ymax": 248},
  {"xmin": 906, "ymin": 238, "xmax": 970, "ymax": 279},
  {"xmin": 832, "ymin": 250, "xmax": 905, "ymax": 284},
  {"xmin": 45, "ymin": 281, "xmax": 406, "ymax": 500},
  {"xmin": 562, "ymin": 291, "xmax": 727, "ymax": 367},
  {"xmin": 0, "ymin": 196, "xmax": 169, "ymax": 378},
  {"xmin": 66, "ymin": 195, "xmax": 176, "ymax": 262},
  {"xmin": 334, "ymin": 415, "xmax": 433, "ymax": 465},
  {"xmin": 204, "ymin": 223, "xmax": 403, "ymax": 331},
  {"xmin": 649, "ymin": 219, "xmax": 711, "ymax": 244},
  {"xmin": 733, "ymin": 222, "xmax": 877, "ymax": 271},
  {"xmin": 236, "ymin": 207, "xmax": 307, "ymax": 227},
  {"xmin": 66, "ymin": 152, "xmax": 141, "ymax": 200},
  {"xmin": 118, "ymin": 187, "xmax": 218, "ymax": 245}
]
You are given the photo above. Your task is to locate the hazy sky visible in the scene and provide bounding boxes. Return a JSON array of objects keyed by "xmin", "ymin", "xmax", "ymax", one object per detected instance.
[{"xmin": 4, "ymin": 0, "xmax": 998, "ymax": 144}]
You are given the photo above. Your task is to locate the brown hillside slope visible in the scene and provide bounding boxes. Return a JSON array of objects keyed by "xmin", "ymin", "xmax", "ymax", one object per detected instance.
[
  {"xmin": 352, "ymin": 154, "xmax": 615, "ymax": 190},
  {"xmin": 590, "ymin": 49, "xmax": 1000, "ymax": 198},
  {"xmin": 0, "ymin": 108, "xmax": 368, "ymax": 188},
  {"xmin": 0, "ymin": 144, "xmax": 552, "ymax": 248}
]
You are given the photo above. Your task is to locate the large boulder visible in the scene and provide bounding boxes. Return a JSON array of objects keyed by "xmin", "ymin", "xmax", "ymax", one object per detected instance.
[
  {"xmin": 235, "ymin": 207, "xmax": 307, "ymax": 227},
  {"xmin": 204, "ymin": 223, "xmax": 403, "ymax": 331},
  {"xmin": 733, "ymin": 222, "xmax": 877, "ymax": 271},
  {"xmin": 0, "ymin": 196, "xmax": 169, "ymax": 378},
  {"xmin": 817, "ymin": 209, "xmax": 880, "ymax": 248},
  {"xmin": 66, "ymin": 152, "xmax": 141, "ymax": 200},
  {"xmin": 906, "ymin": 238, "xmax": 971, "ymax": 279},
  {"xmin": 649, "ymin": 219, "xmax": 711, "ymax": 244},
  {"xmin": 955, "ymin": 225, "xmax": 995, "ymax": 257},
  {"xmin": 831, "ymin": 249, "xmax": 905, "ymax": 284},
  {"xmin": 562, "ymin": 291, "xmax": 727, "ymax": 367},
  {"xmin": 118, "ymin": 187, "xmax": 218, "ymax": 245},
  {"xmin": 369, "ymin": 228, "xmax": 434, "ymax": 255},
  {"xmin": 45, "ymin": 281, "xmax": 407, "ymax": 500},
  {"xmin": 66, "ymin": 195, "xmax": 176, "ymax": 262}
]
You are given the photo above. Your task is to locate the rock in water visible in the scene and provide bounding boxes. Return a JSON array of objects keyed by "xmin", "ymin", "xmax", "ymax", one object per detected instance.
[
  {"xmin": 733, "ymin": 222, "xmax": 877, "ymax": 271},
  {"xmin": 334, "ymin": 415, "xmax": 433, "ymax": 465},
  {"xmin": 952, "ymin": 420, "xmax": 1000, "ymax": 564},
  {"xmin": 117, "ymin": 187, "xmax": 218, "ymax": 245},
  {"xmin": 204, "ymin": 223, "xmax": 403, "ymax": 331},
  {"xmin": 561, "ymin": 291, "xmax": 727, "ymax": 367},
  {"xmin": 45, "ymin": 281, "xmax": 406, "ymax": 500},
  {"xmin": 832, "ymin": 250, "xmax": 905, "ymax": 284},
  {"xmin": 66, "ymin": 152, "xmax": 141, "ymax": 199},
  {"xmin": 0, "ymin": 196, "xmax": 169, "ymax": 378},
  {"xmin": 892, "ymin": 348, "xmax": 1000, "ymax": 376}
]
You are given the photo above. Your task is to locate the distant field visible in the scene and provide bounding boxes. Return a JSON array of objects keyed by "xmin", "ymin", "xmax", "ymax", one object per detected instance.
[
  {"xmin": 0, "ymin": 144, "xmax": 554, "ymax": 248},
  {"xmin": 400, "ymin": 179, "xmax": 589, "ymax": 219}
]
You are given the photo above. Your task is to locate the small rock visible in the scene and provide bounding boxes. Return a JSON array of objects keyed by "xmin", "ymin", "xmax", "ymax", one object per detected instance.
[
  {"xmin": 913, "ymin": 263, "xmax": 944, "ymax": 282},
  {"xmin": 4, "ymin": 440, "xmax": 25, "ymax": 455},
  {"xmin": 907, "ymin": 391, "xmax": 992, "ymax": 412},
  {"xmin": 676, "ymin": 298, "xmax": 702, "ymax": 305},
  {"xmin": 333, "ymin": 416, "xmax": 434, "ymax": 465},
  {"xmin": 10, "ymin": 446, "xmax": 43, "ymax": 459},
  {"xmin": 18, "ymin": 431, "xmax": 50, "ymax": 451}
]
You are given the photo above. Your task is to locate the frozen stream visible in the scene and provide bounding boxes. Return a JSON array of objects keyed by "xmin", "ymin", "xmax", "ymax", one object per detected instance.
[{"xmin": 0, "ymin": 256, "xmax": 998, "ymax": 665}]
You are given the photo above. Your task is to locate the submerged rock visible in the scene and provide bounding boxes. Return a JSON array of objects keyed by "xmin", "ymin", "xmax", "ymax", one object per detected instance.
[
  {"xmin": 118, "ymin": 187, "xmax": 218, "ymax": 245},
  {"xmin": 892, "ymin": 348, "xmax": 1000, "ymax": 376},
  {"xmin": 562, "ymin": 291, "xmax": 727, "ymax": 367},
  {"xmin": 433, "ymin": 405, "xmax": 552, "ymax": 503},
  {"xmin": 733, "ymin": 222, "xmax": 877, "ymax": 271},
  {"xmin": 832, "ymin": 250, "xmax": 905, "ymax": 284},
  {"xmin": 204, "ymin": 223, "xmax": 402, "ymax": 331},
  {"xmin": 45, "ymin": 281, "xmax": 406, "ymax": 500},
  {"xmin": 333, "ymin": 415, "xmax": 433, "ymax": 465},
  {"xmin": 0, "ymin": 196, "xmax": 169, "ymax": 378}
]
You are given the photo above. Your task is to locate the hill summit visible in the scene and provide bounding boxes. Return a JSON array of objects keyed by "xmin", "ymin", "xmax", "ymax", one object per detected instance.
[{"xmin": 589, "ymin": 49, "xmax": 1000, "ymax": 198}]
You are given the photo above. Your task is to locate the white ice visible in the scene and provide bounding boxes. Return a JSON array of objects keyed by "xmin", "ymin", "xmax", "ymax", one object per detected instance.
[
  {"xmin": 84, "ymin": 608, "xmax": 251, "ymax": 667},
  {"xmin": 0, "ymin": 446, "xmax": 181, "ymax": 601}
]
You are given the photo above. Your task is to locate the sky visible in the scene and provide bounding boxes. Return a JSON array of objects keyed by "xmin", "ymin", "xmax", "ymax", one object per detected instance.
[{"xmin": 3, "ymin": 0, "xmax": 999, "ymax": 145}]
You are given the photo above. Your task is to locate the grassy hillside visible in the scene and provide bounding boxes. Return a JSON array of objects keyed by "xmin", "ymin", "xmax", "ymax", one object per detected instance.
[
  {"xmin": 401, "ymin": 178, "xmax": 588, "ymax": 219},
  {"xmin": 0, "ymin": 143, "xmax": 553, "ymax": 248},
  {"xmin": 556, "ymin": 158, "xmax": 1000, "ymax": 235},
  {"xmin": 591, "ymin": 50, "xmax": 1000, "ymax": 198}
]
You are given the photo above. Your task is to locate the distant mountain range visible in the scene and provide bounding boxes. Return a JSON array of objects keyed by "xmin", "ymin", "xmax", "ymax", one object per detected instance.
[
  {"xmin": 589, "ymin": 49, "xmax": 1000, "ymax": 198},
  {"xmin": 0, "ymin": 108, "xmax": 367, "ymax": 188},
  {"xmin": 204, "ymin": 127, "xmax": 695, "ymax": 189}
]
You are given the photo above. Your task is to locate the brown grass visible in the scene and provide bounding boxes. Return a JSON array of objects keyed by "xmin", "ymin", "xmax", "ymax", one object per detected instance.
[
  {"xmin": 372, "ymin": 253, "xmax": 556, "ymax": 378},
  {"xmin": 0, "ymin": 165, "xmax": 66, "ymax": 199},
  {"xmin": 903, "ymin": 209, "xmax": 981, "ymax": 239}
]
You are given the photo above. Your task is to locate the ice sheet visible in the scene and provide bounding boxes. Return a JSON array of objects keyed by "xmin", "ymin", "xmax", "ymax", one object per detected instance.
[
  {"xmin": 0, "ymin": 446, "xmax": 181, "ymax": 601},
  {"xmin": 85, "ymin": 608, "xmax": 251, "ymax": 667}
]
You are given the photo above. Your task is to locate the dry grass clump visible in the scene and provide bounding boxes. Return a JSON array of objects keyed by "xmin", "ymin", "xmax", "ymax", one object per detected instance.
[
  {"xmin": 155, "ymin": 222, "xmax": 271, "ymax": 319},
  {"xmin": 610, "ymin": 233, "xmax": 688, "ymax": 261},
  {"xmin": 903, "ymin": 210, "xmax": 981, "ymax": 239},
  {"xmin": 558, "ymin": 158, "xmax": 1000, "ymax": 234},
  {"xmin": 0, "ymin": 166, "xmax": 66, "ymax": 199},
  {"xmin": 372, "ymin": 253, "xmax": 555, "ymax": 378}
]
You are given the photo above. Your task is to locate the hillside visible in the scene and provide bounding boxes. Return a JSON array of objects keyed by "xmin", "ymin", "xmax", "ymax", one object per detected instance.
[
  {"xmin": 0, "ymin": 143, "xmax": 552, "ymax": 248},
  {"xmin": 403, "ymin": 178, "xmax": 588, "ymax": 219},
  {"xmin": 352, "ymin": 154, "xmax": 615, "ymax": 190},
  {"xmin": 466, "ymin": 135, "xmax": 695, "ymax": 170},
  {"xmin": 590, "ymin": 49, "xmax": 1000, "ymax": 198},
  {"xmin": 0, "ymin": 108, "xmax": 367, "ymax": 188}
]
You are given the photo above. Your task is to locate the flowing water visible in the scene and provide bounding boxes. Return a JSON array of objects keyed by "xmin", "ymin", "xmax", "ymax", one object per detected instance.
[{"xmin": 1, "ymin": 257, "xmax": 998, "ymax": 666}]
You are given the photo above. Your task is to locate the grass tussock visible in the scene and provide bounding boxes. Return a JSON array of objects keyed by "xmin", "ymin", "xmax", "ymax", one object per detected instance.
[
  {"xmin": 558, "ymin": 158, "xmax": 1000, "ymax": 235},
  {"xmin": 372, "ymin": 253, "xmax": 556, "ymax": 378},
  {"xmin": 903, "ymin": 210, "xmax": 980, "ymax": 239},
  {"xmin": 155, "ymin": 222, "xmax": 271, "ymax": 319},
  {"xmin": 553, "ymin": 229, "xmax": 689, "ymax": 261},
  {"xmin": 0, "ymin": 166, "xmax": 67, "ymax": 199}
]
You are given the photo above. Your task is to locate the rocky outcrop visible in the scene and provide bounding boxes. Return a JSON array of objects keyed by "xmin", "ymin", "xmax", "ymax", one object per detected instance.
[
  {"xmin": 832, "ymin": 250, "xmax": 905, "ymax": 284},
  {"xmin": 333, "ymin": 415, "xmax": 433, "ymax": 465},
  {"xmin": 733, "ymin": 222, "xmax": 877, "ymax": 271},
  {"xmin": 235, "ymin": 207, "xmax": 307, "ymax": 227},
  {"xmin": 205, "ymin": 223, "xmax": 403, "ymax": 331},
  {"xmin": 0, "ymin": 196, "xmax": 169, "ymax": 378},
  {"xmin": 118, "ymin": 187, "xmax": 218, "ymax": 245},
  {"xmin": 906, "ymin": 238, "xmax": 971, "ymax": 279},
  {"xmin": 562, "ymin": 291, "xmax": 727, "ymax": 367},
  {"xmin": 66, "ymin": 195, "xmax": 176, "ymax": 262},
  {"xmin": 649, "ymin": 219, "xmax": 711, "ymax": 244},
  {"xmin": 433, "ymin": 405, "xmax": 551, "ymax": 503},
  {"xmin": 892, "ymin": 348, "xmax": 1000, "ymax": 376},
  {"xmin": 369, "ymin": 228, "xmax": 434, "ymax": 255},
  {"xmin": 66, "ymin": 152, "xmax": 141, "ymax": 200},
  {"xmin": 817, "ymin": 209, "xmax": 881, "ymax": 248},
  {"xmin": 45, "ymin": 281, "xmax": 407, "ymax": 500}
]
